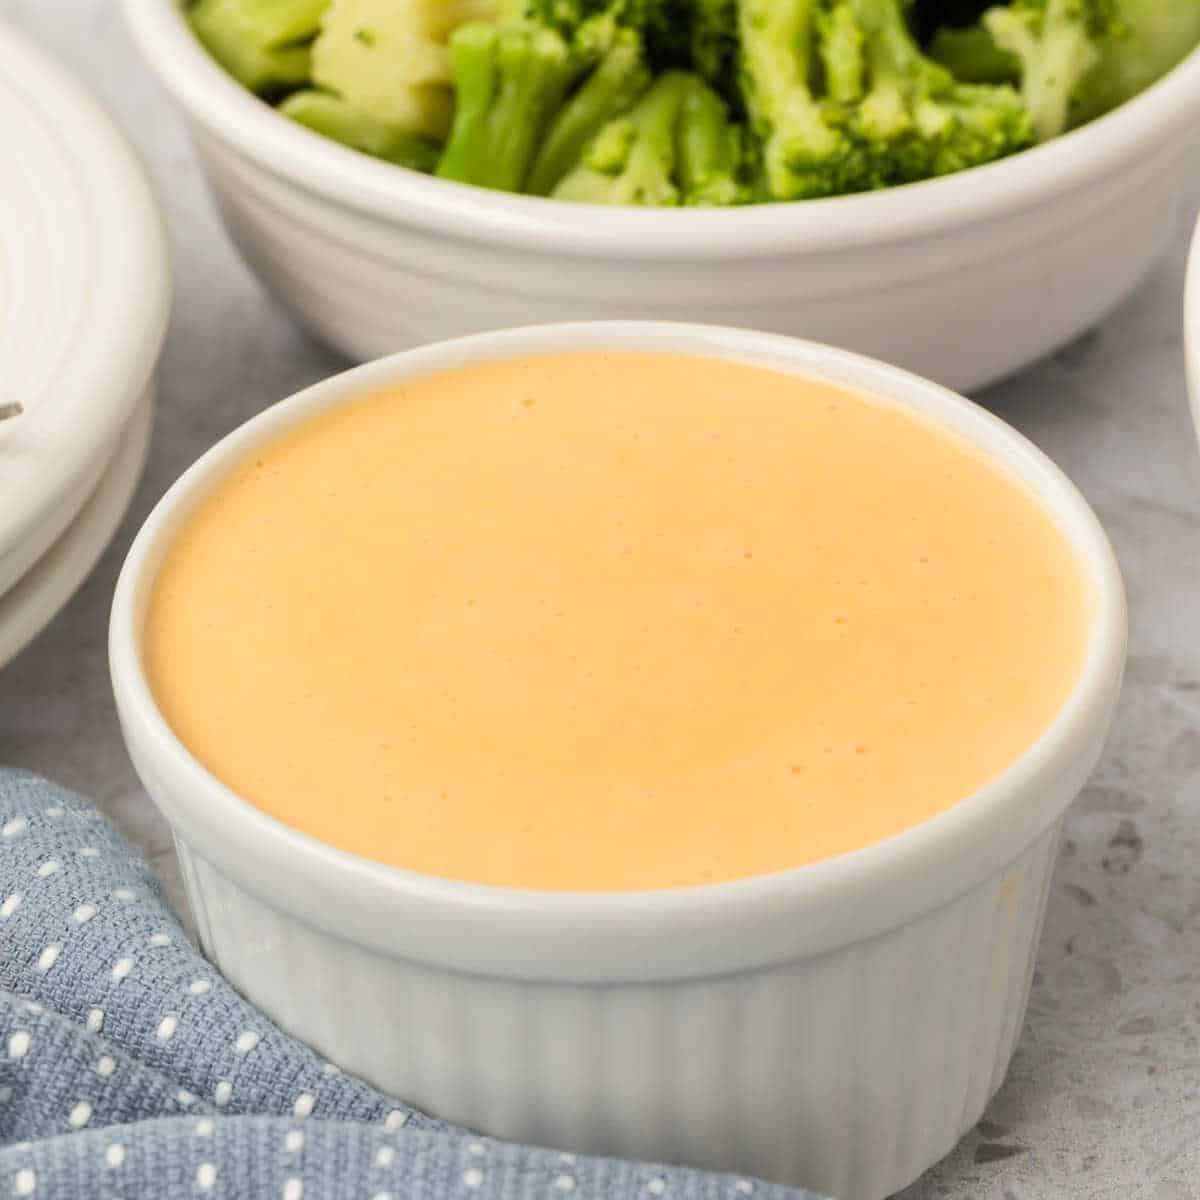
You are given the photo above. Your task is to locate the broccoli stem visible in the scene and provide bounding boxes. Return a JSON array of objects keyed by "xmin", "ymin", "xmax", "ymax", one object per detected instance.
[
  {"xmin": 737, "ymin": 0, "xmax": 852, "ymax": 200},
  {"xmin": 983, "ymin": 0, "xmax": 1101, "ymax": 141},
  {"xmin": 526, "ymin": 28, "xmax": 651, "ymax": 195},
  {"xmin": 927, "ymin": 24, "xmax": 1020, "ymax": 83},
  {"xmin": 189, "ymin": 0, "xmax": 329, "ymax": 94},
  {"xmin": 437, "ymin": 22, "xmax": 576, "ymax": 192},
  {"xmin": 552, "ymin": 70, "xmax": 689, "ymax": 205},
  {"xmin": 818, "ymin": 3, "xmax": 867, "ymax": 103},
  {"xmin": 279, "ymin": 91, "xmax": 441, "ymax": 169},
  {"xmin": 676, "ymin": 76, "xmax": 745, "ymax": 205}
]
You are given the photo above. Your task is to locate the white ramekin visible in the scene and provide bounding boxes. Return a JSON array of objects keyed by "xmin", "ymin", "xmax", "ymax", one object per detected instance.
[
  {"xmin": 110, "ymin": 323, "xmax": 1126, "ymax": 1200},
  {"xmin": 121, "ymin": 0, "xmax": 1200, "ymax": 393}
]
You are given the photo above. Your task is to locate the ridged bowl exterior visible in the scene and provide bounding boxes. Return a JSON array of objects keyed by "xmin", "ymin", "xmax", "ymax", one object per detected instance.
[
  {"xmin": 170, "ymin": 825, "xmax": 1059, "ymax": 1200},
  {"xmin": 191, "ymin": 126, "xmax": 1188, "ymax": 394}
]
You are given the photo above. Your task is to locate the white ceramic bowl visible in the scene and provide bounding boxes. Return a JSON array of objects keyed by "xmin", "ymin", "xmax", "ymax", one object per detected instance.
[
  {"xmin": 111, "ymin": 323, "xmax": 1126, "ymax": 1200},
  {"xmin": 122, "ymin": 0, "xmax": 1200, "ymax": 393},
  {"xmin": 1186, "ymin": 216, "xmax": 1200, "ymax": 433},
  {"xmin": 0, "ymin": 18, "xmax": 169, "ymax": 602}
]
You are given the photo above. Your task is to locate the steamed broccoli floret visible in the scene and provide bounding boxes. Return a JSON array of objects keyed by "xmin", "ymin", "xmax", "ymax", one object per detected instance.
[
  {"xmin": 523, "ymin": 0, "xmax": 693, "ymax": 64},
  {"xmin": 676, "ymin": 75, "xmax": 748, "ymax": 204},
  {"xmin": 844, "ymin": 0, "xmax": 1034, "ymax": 182},
  {"xmin": 310, "ymin": 0, "xmax": 509, "ymax": 142},
  {"xmin": 934, "ymin": 1, "xmax": 1200, "ymax": 141},
  {"xmin": 1070, "ymin": 0, "xmax": 1200, "ymax": 125},
  {"xmin": 526, "ymin": 22, "xmax": 653, "ymax": 193},
  {"xmin": 436, "ymin": 22, "xmax": 578, "ymax": 191},
  {"xmin": 188, "ymin": 0, "xmax": 329, "ymax": 95},
  {"xmin": 279, "ymin": 90, "xmax": 441, "ymax": 168},
  {"xmin": 738, "ymin": 0, "xmax": 864, "ymax": 201},
  {"xmin": 981, "ymin": 0, "xmax": 1114, "ymax": 141},
  {"xmin": 552, "ymin": 70, "xmax": 690, "ymax": 203}
]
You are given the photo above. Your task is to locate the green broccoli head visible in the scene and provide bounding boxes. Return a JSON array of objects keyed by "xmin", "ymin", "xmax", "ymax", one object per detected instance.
[
  {"xmin": 738, "ymin": 0, "xmax": 867, "ymax": 201},
  {"xmin": 552, "ymin": 70, "xmax": 691, "ymax": 204},
  {"xmin": 437, "ymin": 22, "xmax": 579, "ymax": 192},
  {"xmin": 521, "ymin": 0, "xmax": 693, "ymax": 64},
  {"xmin": 830, "ymin": 0, "xmax": 1036, "ymax": 183}
]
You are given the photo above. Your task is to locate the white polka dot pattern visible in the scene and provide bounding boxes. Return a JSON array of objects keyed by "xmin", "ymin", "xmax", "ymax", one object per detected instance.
[
  {"xmin": 0, "ymin": 776, "xmax": 797, "ymax": 1200},
  {"xmin": 234, "ymin": 1030, "xmax": 260, "ymax": 1055}
]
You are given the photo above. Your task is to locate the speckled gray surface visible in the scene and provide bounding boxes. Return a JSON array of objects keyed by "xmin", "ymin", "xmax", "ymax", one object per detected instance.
[{"xmin": 3, "ymin": 3, "xmax": 1200, "ymax": 1197}]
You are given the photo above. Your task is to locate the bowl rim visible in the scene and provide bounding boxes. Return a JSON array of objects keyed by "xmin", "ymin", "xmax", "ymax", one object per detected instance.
[
  {"xmin": 110, "ymin": 322, "xmax": 1127, "ymax": 983},
  {"xmin": 122, "ymin": 0, "xmax": 1200, "ymax": 260}
]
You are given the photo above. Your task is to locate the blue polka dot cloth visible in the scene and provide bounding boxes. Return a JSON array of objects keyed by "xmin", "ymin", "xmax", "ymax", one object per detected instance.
[{"xmin": 0, "ymin": 770, "xmax": 825, "ymax": 1200}]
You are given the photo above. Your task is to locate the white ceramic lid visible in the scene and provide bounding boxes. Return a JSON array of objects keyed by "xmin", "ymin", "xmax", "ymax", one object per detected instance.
[{"xmin": 0, "ymin": 19, "xmax": 169, "ymax": 594}]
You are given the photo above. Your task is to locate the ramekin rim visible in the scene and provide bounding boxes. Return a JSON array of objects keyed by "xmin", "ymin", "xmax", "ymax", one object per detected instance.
[
  {"xmin": 110, "ymin": 321, "xmax": 1126, "ymax": 980},
  {"xmin": 122, "ymin": 0, "xmax": 1200, "ymax": 260}
]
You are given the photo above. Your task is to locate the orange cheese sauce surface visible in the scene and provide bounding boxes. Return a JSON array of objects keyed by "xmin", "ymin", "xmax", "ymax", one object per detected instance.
[{"xmin": 145, "ymin": 351, "xmax": 1090, "ymax": 891}]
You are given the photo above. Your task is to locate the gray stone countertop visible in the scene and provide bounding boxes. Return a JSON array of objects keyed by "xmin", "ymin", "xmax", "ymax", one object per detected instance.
[{"xmin": 4, "ymin": 3, "xmax": 1200, "ymax": 1197}]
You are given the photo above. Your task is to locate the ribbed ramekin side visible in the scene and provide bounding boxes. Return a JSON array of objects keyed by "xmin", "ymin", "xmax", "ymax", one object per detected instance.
[{"xmin": 173, "ymin": 823, "xmax": 1061, "ymax": 1200}]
